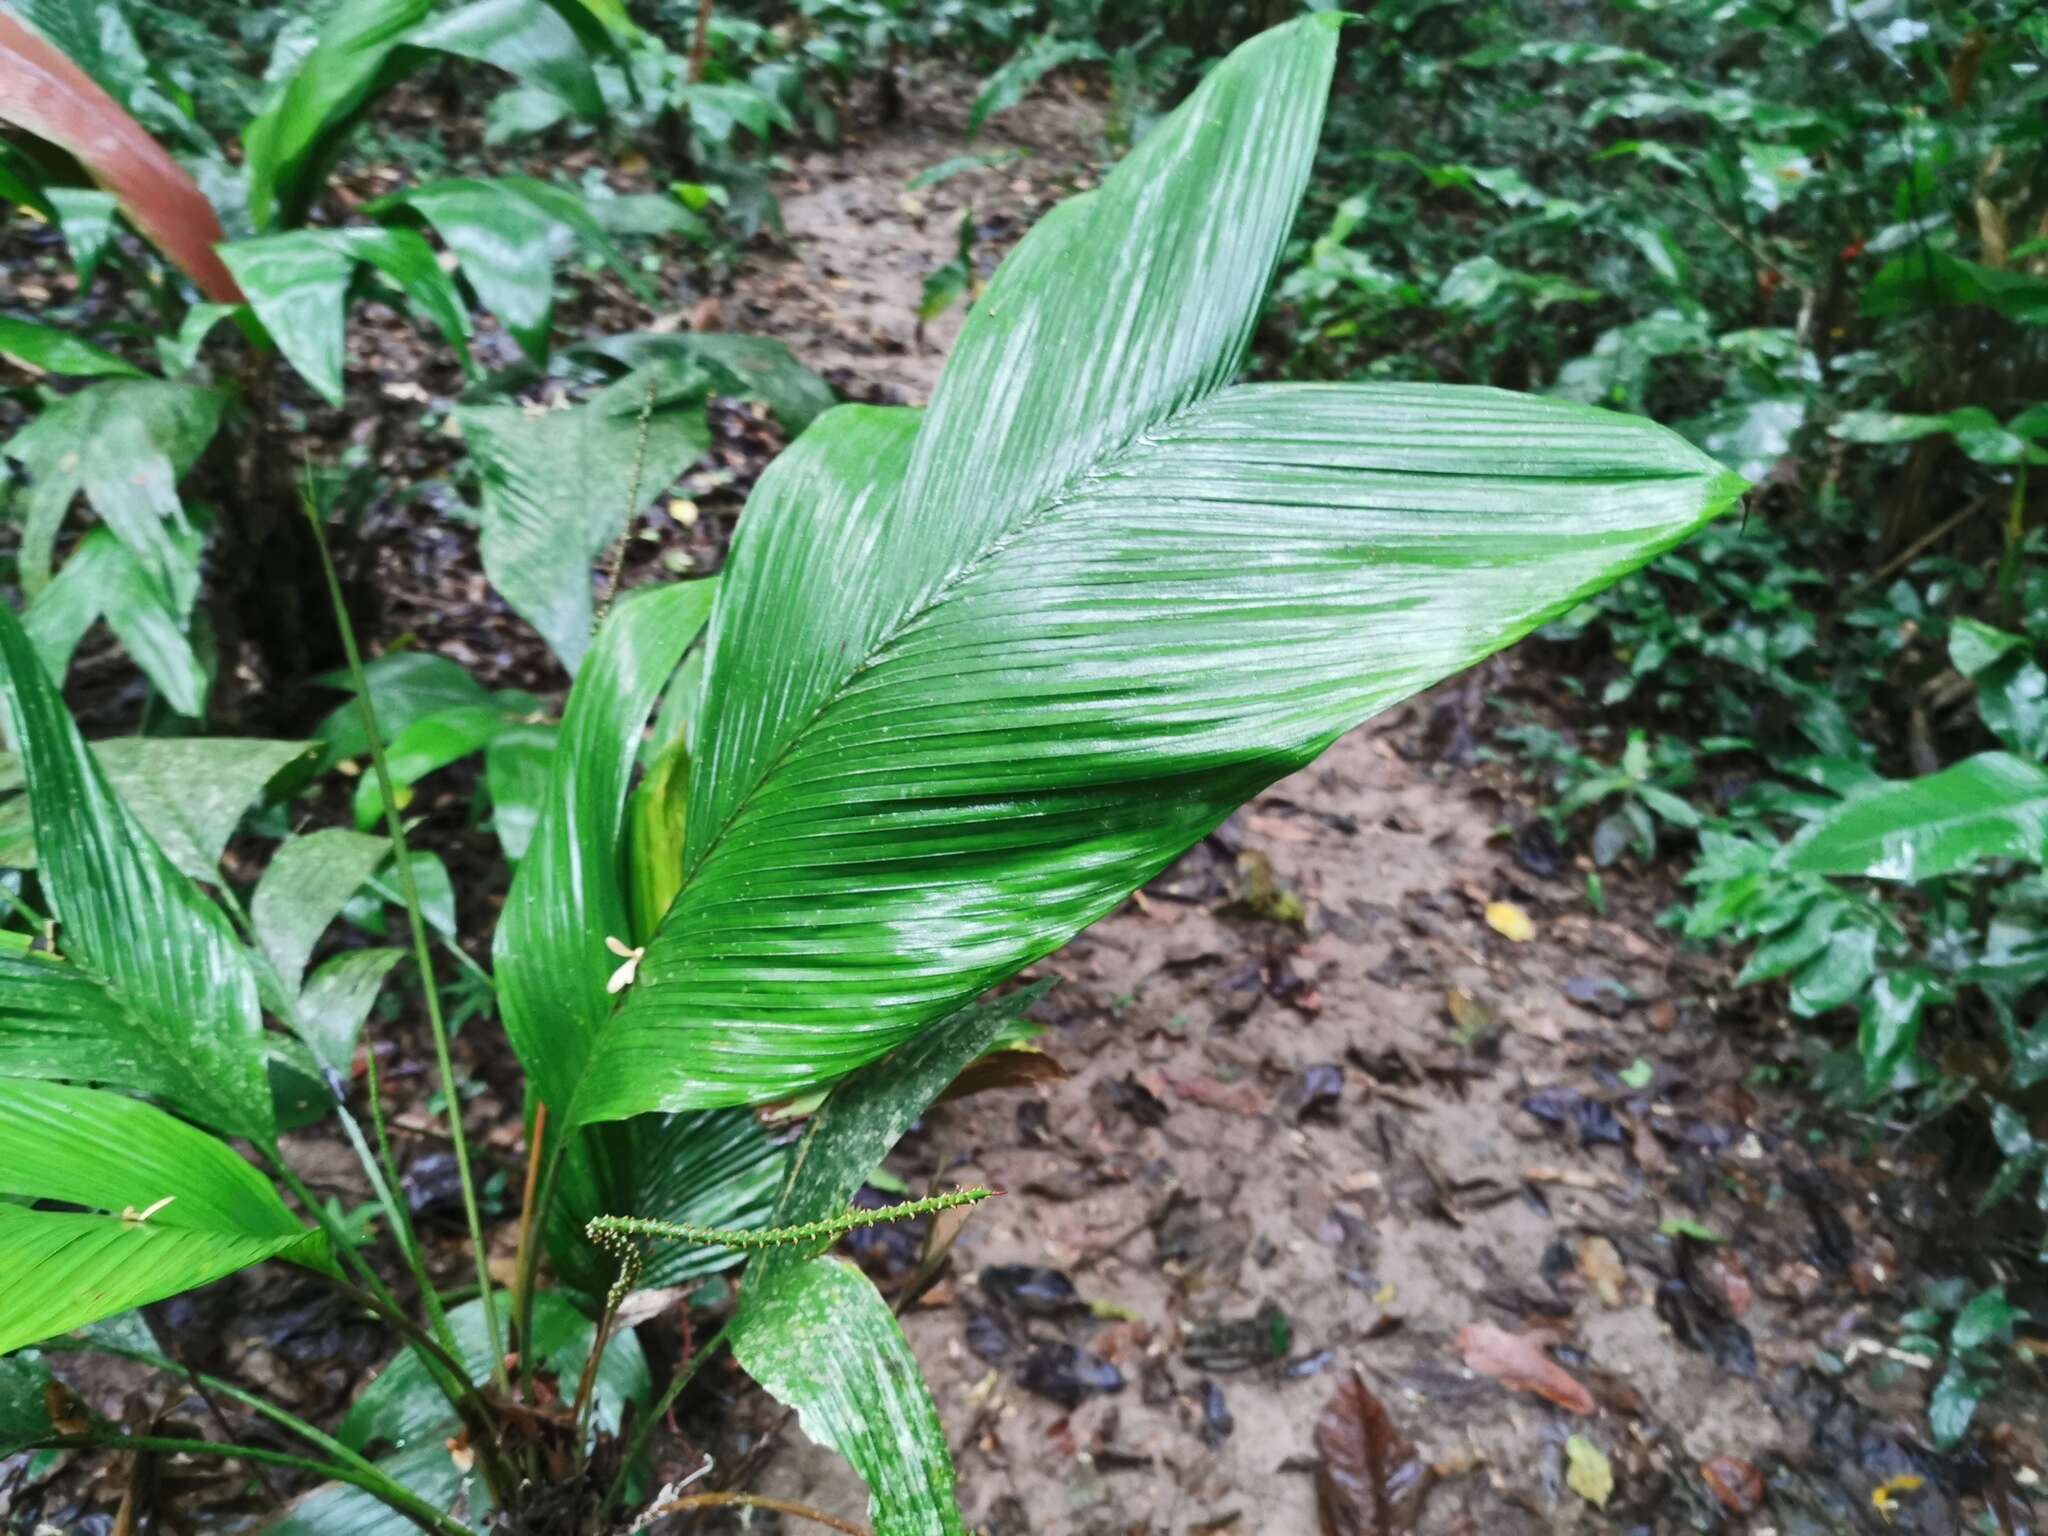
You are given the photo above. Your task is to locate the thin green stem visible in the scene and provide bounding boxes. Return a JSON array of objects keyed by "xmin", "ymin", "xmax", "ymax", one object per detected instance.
[
  {"xmin": 51, "ymin": 1340, "xmax": 386, "ymax": 1485},
  {"xmin": 599, "ymin": 1319, "xmax": 732, "ymax": 1520},
  {"xmin": 304, "ymin": 496, "xmax": 506, "ymax": 1394},
  {"xmin": 30, "ymin": 1434, "xmax": 471, "ymax": 1536}
]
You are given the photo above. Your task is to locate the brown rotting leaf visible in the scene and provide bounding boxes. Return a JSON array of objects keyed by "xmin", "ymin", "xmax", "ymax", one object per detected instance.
[
  {"xmin": 1455, "ymin": 1323, "xmax": 1596, "ymax": 1416},
  {"xmin": 1313, "ymin": 1367, "xmax": 1427, "ymax": 1534}
]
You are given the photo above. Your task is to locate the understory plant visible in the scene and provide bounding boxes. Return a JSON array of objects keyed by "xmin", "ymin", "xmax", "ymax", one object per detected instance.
[
  {"xmin": 0, "ymin": 0, "xmax": 817, "ymax": 703},
  {"xmin": 0, "ymin": 15, "xmax": 1743, "ymax": 1532}
]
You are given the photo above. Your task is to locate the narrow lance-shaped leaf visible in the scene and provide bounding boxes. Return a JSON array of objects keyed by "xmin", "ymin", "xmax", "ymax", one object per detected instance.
[
  {"xmin": 730, "ymin": 1258, "xmax": 964, "ymax": 1536},
  {"xmin": 569, "ymin": 15, "xmax": 1743, "ymax": 1123},
  {"xmin": 0, "ymin": 1080, "xmax": 328, "ymax": 1353},
  {"xmin": 409, "ymin": 0, "xmax": 603, "ymax": 118},
  {"xmin": 368, "ymin": 176, "xmax": 649, "ymax": 362},
  {"xmin": 2, "ymin": 378, "xmax": 224, "ymax": 609},
  {"xmin": 0, "ymin": 12, "xmax": 242, "ymax": 300},
  {"xmin": 0, "ymin": 604, "xmax": 274, "ymax": 1140},
  {"xmin": 253, "ymin": 827, "xmax": 392, "ymax": 996},
  {"xmin": 0, "ymin": 315, "xmax": 142, "ymax": 378},
  {"xmin": 22, "ymin": 530, "xmax": 211, "ymax": 719}
]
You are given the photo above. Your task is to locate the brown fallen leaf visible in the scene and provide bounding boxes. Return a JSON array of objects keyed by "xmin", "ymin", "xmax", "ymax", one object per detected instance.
[
  {"xmin": 1701, "ymin": 1455, "xmax": 1765, "ymax": 1514},
  {"xmin": 1164, "ymin": 1072, "xmax": 1271, "ymax": 1117},
  {"xmin": 1577, "ymin": 1236, "xmax": 1628, "ymax": 1309},
  {"xmin": 939, "ymin": 1046, "xmax": 1069, "ymax": 1102},
  {"xmin": 1313, "ymin": 1368, "xmax": 1427, "ymax": 1535},
  {"xmin": 1455, "ymin": 1324, "xmax": 1596, "ymax": 1416}
]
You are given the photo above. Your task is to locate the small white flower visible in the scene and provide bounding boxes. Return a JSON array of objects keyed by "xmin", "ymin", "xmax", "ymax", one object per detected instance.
[
  {"xmin": 121, "ymin": 1195, "xmax": 176, "ymax": 1225},
  {"xmin": 604, "ymin": 935, "xmax": 645, "ymax": 994}
]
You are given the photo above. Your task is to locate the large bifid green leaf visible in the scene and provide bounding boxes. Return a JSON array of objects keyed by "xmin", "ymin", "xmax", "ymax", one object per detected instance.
[
  {"xmin": 0, "ymin": 1080, "xmax": 327, "ymax": 1353},
  {"xmin": 0, "ymin": 605, "xmax": 273, "ymax": 1141},
  {"xmin": 568, "ymin": 16, "xmax": 1743, "ymax": 1122}
]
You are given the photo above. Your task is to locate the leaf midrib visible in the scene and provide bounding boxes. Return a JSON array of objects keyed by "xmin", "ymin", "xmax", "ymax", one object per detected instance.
[{"xmin": 679, "ymin": 389, "xmax": 1723, "ymax": 891}]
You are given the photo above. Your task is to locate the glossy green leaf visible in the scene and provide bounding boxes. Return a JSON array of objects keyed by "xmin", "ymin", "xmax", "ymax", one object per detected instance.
[
  {"xmin": 1, "ymin": 377, "xmax": 223, "ymax": 606},
  {"xmin": 568, "ymin": 17, "xmax": 1738, "ymax": 1122},
  {"xmin": 484, "ymin": 722, "xmax": 555, "ymax": 862},
  {"xmin": 625, "ymin": 737, "xmax": 686, "ymax": 943},
  {"xmin": 1863, "ymin": 249, "xmax": 2048, "ymax": 326},
  {"xmin": 297, "ymin": 948, "xmax": 404, "ymax": 1078},
  {"xmin": 155, "ymin": 301, "xmax": 243, "ymax": 377},
  {"xmin": 769, "ymin": 985, "xmax": 1051, "ymax": 1240},
  {"xmin": 1929, "ymin": 1362, "xmax": 1984, "ymax": 1450},
  {"xmin": 410, "ymin": 0, "xmax": 602, "ymax": 117},
  {"xmin": 241, "ymin": 0, "xmax": 432, "ymax": 230},
  {"xmin": 47, "ymin": 186, "xmax": 118, "ymax": 288},
  {"xmin": 0, "ymin": 605, "xmax": 272, "ymax": 1140},
  {"xmin": 496, "ymin": 580, "xmax": 716, "ymax": 1116},
  {"xmin": 1859, "ymin": 974, "xmax": 1933, "ymax": 1097},
  {"xmin": 23, "ymin": 528, "xmax": 211, "ymax": 717},
  {"xmin": 253, "ymin": 827, "xmax": 392, "ymax": 995},
  {"xmin": 0, "ymin": 949, "xmax": 184, "ymax": 1099},
  {"xmin": 676, "ymin": 81, "xmax": 794, "ymax": 145},
  {"xmin": 571, "ymin": 331, "xmax": 836, "ymax": 432},
  {"xmin": 968, "ymin": 37, "xmax": 1100, "ymax": 135},
  {"xmin": 0, "ymin": 315, "xmax": 142, "ymax": 377},
  {"xmin": 1781, "ymin": 752, "xmax": 2048, "ymax": 881},
  {"xmin": 731, "ymin": 1256, "xmax": 963, "ymax": 1536},
  {"xmin": 0, "ymin": 1080, "xmax": 326, "ymax": 1353},
  {"xmin": 340, "ymin": 1290, "xmax": 645, "ymax": 1453},
  {"xmin": 313, "ymin": 652, "xmax": 502, "ymax": 766},
  {"xmin": 350, "ymin": 703, "xmax": 528, "ymax": 830},
  {"xmin": 1834, "ymin": 407, "xmax": 2048, "ymax": 467},
  {"xmin": 369, "ymin": 176, "xmax": 633, "ymax": 361},
  {"xmin": 221, "ymin": 227, "xmax": 475, "ymax": 407},
  {"xmin": 456, "ymin": 365, "xmax": 709, "ymax": 673}
]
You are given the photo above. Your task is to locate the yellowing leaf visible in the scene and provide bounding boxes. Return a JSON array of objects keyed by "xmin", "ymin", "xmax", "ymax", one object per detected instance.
[
  {"xmin": 1872, "ymin": 1474, "xmax": 1924, "ymax": 1521},
  {"xmin": 1566, "ymin": 1435, "xmax": 1614, "ymax": 1509},
  {"xmin": 1485, "ymin": 901, "xmax": 1536, "ymax": 942}
]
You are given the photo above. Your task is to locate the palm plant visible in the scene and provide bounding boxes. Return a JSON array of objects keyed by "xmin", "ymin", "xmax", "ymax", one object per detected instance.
[{"xmin": 0, "ymin": 15, "xmax": 1743, "ymax": 1532}]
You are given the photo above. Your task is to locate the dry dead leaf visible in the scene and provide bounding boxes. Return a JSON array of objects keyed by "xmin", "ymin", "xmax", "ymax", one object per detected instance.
[
  {"xmin": 1455, "ymin": 1323, "xmax": 1595, "ymax": 1415},
  {"xmin": 1577, "ymin": 1236, "xmax": 1627, "ymax": 1308},
  {"xmin": 1313, "ymin": 1367, "xmax": 1427, "ymax": 1534},
  {"xmin": 1164, "ymin": 1072, "xmax": 1272, "ymax": 1117},
  {"xmin": 1484, "ymin": 901, "xmax": 1535, "ymax": 942},
  {"xmin": 1701, "ymin": 1456, "xmax": 1765, "ymax": 1514}
]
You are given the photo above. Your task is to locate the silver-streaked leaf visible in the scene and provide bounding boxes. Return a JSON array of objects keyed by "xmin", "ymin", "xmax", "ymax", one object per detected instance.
[
  {"xmin": 456, "ymin": 367, "xmax": 710, "ymax": 673},
  {"xmin": 731, "ymin": 1257, "xmax": 963, "ymax": 1536}
]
